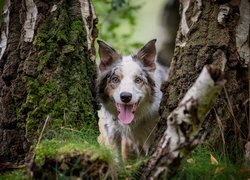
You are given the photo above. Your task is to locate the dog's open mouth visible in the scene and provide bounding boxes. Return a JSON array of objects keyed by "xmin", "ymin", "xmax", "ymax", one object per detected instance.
[{"xmin": 116, "ymin": 103, "xmax": 138, "ymax": 125}]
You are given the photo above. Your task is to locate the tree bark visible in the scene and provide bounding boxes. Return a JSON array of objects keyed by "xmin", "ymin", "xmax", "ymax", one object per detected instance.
[
  {"xmin": 155, "ymin": 0, "xmax": 249, "ymax": 159},
  {"xmin": 142, "ymin": 0, "xmax": 249, "ymax": 178},
  {"xmin": 142, "ymin": 65, "xmax": 224, "ymax": 179},
  {"xmin": 0, "ymin": 0, "xmax": 98, "ymax": 166}
]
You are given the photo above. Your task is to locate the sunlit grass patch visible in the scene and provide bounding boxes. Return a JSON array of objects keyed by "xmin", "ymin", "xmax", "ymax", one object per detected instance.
[
  {"xmin": 0, "ymin": 169, "xmax": 28, "ymax": 180},
  {"xmin": 174, "ymin": 144, "xmax": 245, "ymax": 180},
  {"xmin": 31, "ymin": 127, "xmax": 116, "ymax": 179}
]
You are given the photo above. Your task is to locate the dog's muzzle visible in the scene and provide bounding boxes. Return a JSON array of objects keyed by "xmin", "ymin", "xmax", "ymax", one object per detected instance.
[{"xmin": 120, "ymin": 92, "xmax": 132, "ymax": 103}]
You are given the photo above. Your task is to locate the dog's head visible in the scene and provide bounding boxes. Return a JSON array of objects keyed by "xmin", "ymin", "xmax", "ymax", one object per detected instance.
[{"xmin": 97, "ymin": 40, "xmax": 157, "ymax": 125}]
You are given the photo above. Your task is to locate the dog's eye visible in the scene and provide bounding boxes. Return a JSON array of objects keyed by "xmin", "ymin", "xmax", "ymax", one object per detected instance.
[
  {"xmin": 111, "ymin": 76, "xmax": 120, "ymax": 84},
  {"xmin": 135, "ymin": 76, "xmax": 143, "ymax": 84}
]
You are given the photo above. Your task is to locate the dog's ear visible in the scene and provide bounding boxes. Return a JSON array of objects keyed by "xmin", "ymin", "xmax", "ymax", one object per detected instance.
[
  {"xmin": 137, "ymin": 39, "xmax": 157, "ymax": 71},
  {"xmin": 97, "ymin": 40, "xmax": 120, "ymax": 71}
]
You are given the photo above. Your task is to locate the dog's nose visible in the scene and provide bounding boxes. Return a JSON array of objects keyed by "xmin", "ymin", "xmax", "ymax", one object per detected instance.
[{"xmin": 120, "ymin": 92, "xmax": 132, "ymax": 103}]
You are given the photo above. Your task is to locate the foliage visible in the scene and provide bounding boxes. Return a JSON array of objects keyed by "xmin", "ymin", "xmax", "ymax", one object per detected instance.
[
  {"xmin": 174, "ymin": 144, "xmax": 246, "ymax": 180},
  {"xmin": 92, "ymin": 0, "xmax": 143, "ymax": 54},
  {"xmin": 0, "ymin": 170, "xmax": 28, "ymax": 180}
]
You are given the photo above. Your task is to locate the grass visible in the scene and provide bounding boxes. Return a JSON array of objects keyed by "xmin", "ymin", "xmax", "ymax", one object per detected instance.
[
  {"xmin": 29, "ymin": 126, "xmax": 118, "ymax": 179},
  {"xmin": 0, "ymin": 137, "xmax": 246, "ymax": 179},
  {"xmin": 34, "ymin": 126, "xmax": 114, "ymax": 166},
  {"xmin": 118, "ymin": 157, "xmax": 148, "ymax": 179},
  {"xmin": 0, "ymin": 170, "xmax": 28, "ymax": 180},
  {"xmin": 174, "ymin": 143, "xmax": 246, "ymax": 180},
  {"xmin": 32, "ymin": 124, "xmax": 151, "ymax": 179}
]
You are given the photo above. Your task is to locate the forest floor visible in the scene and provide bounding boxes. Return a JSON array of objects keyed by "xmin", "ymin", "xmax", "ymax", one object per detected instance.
[{"xmin": 0, "ymin": 129, "xmax": 246, "ymax": 179}]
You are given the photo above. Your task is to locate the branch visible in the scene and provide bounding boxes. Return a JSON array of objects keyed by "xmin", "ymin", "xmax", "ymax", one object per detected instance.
[{"xmin": 141, "ymin": 65, "xmax": 225, "ymax": 179}]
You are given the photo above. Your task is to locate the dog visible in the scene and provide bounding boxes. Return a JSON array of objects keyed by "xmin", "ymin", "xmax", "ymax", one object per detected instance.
[{"xmin": 96, "ymin": 39, "xmax": 167, "ymax": 161}]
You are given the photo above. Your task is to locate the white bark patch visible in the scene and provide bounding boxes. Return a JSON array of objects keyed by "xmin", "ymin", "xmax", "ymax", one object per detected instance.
[
  {"xmin": 51, "ymin": 5, "xmax": 58, "ymax": 12},
  {"xmin": 152, "ymin": 167, "xmax": 167, "ymax": 179},
  {"xmin": 180, "ymin": 0, "xmax": 190, "ymax": 37},
  {"xmin": 217, "ymin": 4, "xmax": 230, "ymax": 25},
  {"xmin": 166, "ymin": 66, "xmax": 223, "ymax": 152},
  {"xmin": 0, "ymin": 0, "xmax": 10, "ymax": 60},
  {"xmin": 23, "ymin": 0, "xmax": 38, "ymax": 42},
  {"xmin": 220, "ymin": 51, "xmax": 227, "ymax": 71},
  {"xmin": 236, "ymin": 0, "xmax": 250, "ymax": 67},
  {"xmin": 79, "ymin": 0, "xmax": 96, "ymax": 61},
  {"xmin": 176, "ymin": 41, "xmax": 186, "ymax": 48},
  {"xmin": 180, "ymin": 67, "xmax": 219, "ymax": 104},
  {"xmin": 179, "ymin": 0, "xmax": 202, "ymax": 45},
  {"xmin": 180, "ymin": 0, "xmax": 202, "ymax": 37},
  {"xmin": 191, "ymin": 0, "xmax": 202, "ymax": 24}
]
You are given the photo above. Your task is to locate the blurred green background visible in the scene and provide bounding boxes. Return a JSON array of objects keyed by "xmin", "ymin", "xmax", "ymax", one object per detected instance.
[{"xmin": 93, "ymin": 0, "xmax": 165, "ymax": 54}]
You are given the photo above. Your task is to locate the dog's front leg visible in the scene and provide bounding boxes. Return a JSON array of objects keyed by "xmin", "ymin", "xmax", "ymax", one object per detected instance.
[{"xmin": 121, "ymin": 137, "xmax": 139, "ymax": 162}]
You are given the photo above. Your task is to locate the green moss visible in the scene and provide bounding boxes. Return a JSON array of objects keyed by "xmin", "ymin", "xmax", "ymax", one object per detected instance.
[
  {"xmin": 17, "ymin": 3, "xmax": 98, "ymax": 141},
  {"xmin": 35, "ymin": 139, "xmax": 60, "ymax": 165},
  {"xmin": 62, "ymin": 45, "xmax": 75, "ymax": 54},
  {"xmin": 0, "ymin": 169, "xmax": 28, "ymax": 180},
  {"xmin": 32, "ymin": 134, "xmax": 116, "ymax": 178},
  {"xmin": 34, "ymin": 129, "xmax": 113, "ymax": 166}
]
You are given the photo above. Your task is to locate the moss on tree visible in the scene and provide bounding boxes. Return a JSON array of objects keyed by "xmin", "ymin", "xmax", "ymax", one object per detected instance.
[
  {"xmin": 10, "ymin": 2, "xmax": 116, "ymax": 179},
  {"xmin": 16, "ymin": 4, "xmax": 98, "ymax": 142}
]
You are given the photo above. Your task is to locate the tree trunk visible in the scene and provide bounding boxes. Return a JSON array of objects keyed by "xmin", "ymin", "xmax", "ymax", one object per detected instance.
[
  {"xmin": 157, "ymin": 0, "xmax": 180, "ymax": 67},
  {"xmin": 143, "ymin": 0, "xmax": 249, "ymax": 178},
  {"xmin": 142, "ymin": 65, "xmax": 224, "ymax": 179},
  {"xmin": 0, "ymin": 0, "xmax": 98, "ymax": 167}
]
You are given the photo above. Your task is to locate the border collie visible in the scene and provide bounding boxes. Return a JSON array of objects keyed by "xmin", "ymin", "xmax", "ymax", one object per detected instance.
[{"xmin": 96, "ymin": 39, "xmax": 167, "ymax": 161}]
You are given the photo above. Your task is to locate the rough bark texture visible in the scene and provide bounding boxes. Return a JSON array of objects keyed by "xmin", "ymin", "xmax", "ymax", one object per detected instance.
[
  {"xmin": 142, "ymin": 65, "xmax": 224, "ymax": 179},
  {"xmin": 0, "ymin": 0, "xmax": 98, "ymax": 165},
  {"xmin": 155, "ymin": 0, "xmax": 249, "ymax": 163}
]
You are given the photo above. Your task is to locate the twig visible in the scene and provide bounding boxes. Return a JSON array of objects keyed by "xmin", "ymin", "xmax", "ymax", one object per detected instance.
[
  {"xmin": 214, "ymin": 108, "xmax": 226, "ymax": 155},
  {"xmin": 28, "ymin": 115, "xmax": 50, "ymax": 171},
  {"xmin": 36, "ymin": 115, "xmax": 50, "ymax": 147}
]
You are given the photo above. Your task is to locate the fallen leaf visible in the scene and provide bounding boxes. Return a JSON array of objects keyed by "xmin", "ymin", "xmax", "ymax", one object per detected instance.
[
  {"xmin": 125, "ymin": 165, "xmax": 132, "ymax": 170},
  {"xmin": 187, "ymin": 158, "xmax": 195, "ymax": 164},
  {"xmin": 210, "ymin": 154, "xmax": 219, "ymax": 165},
  {"xmin": 240, "ymin": 167, "xmax": 250, "ymax": 174},
  {"xmin": 215, "ymin": 167, "xmax": 224, "ymax": 175}
]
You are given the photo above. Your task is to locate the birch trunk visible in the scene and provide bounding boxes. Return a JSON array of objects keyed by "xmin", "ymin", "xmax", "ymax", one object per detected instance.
[
  {"xmin": 156, "ymin": 0, "xmax": 249, "ymax": 160},
  {"xmin": 142, "ymin": 0, "xmax": 249, "ymax": 178},
  {"xmin": 0, "ymin": 0, "xmax": 98, "ymax": 167},
  {"xmin": 142, "ymin": 65, "xmax": 224, "ymax": 179}
]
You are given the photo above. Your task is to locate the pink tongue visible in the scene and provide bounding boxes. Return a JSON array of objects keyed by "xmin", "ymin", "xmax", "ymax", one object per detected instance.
[{"xmin": 118, "ymin": 104, "xmax": 134, "ymax": 124}]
